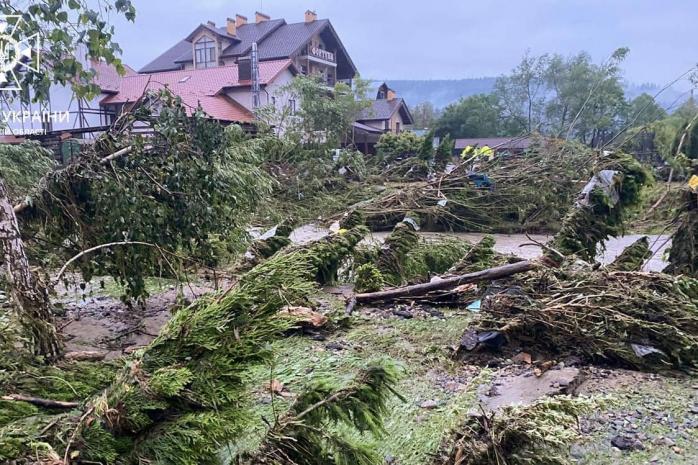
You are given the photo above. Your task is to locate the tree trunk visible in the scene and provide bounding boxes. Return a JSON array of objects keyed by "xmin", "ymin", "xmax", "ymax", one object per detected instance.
[
  {"xmin": 353, "ymin": 260, "xmax": 537, "ymax": 304},
  {"xmin": 0, "ymin": 177, "xmax": 61, "ymax": 360}
]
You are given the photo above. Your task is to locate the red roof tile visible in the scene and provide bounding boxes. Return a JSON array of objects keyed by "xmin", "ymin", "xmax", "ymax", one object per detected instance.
[
  {"xmin": 101, "ymin": 59, "xmax": 293, "ymax": 122},
  {"xmin": 91, "ymin": 60, "xmax": 136, "ymax": 93}
]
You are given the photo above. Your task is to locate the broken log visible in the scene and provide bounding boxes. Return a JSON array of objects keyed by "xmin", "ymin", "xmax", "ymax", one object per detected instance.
[
  {"xmin": 353, "ymin": 260, "xmax": 537, "ymax": 305},
  {"xmin": 1, "ymin": 394, "xmax": 79, "ymax": 409},
  {"xmin": 63, "ymin": 350, "xmax": 107, "ymax": 362}
]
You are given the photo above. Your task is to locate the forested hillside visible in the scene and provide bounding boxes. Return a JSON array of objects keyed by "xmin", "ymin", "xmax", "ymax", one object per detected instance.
[{"xmin": 372, "ymin": 78, "xmax": 687, "ymax": 110}]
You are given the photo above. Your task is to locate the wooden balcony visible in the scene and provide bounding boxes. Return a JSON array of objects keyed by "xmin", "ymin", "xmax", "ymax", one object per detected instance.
[{"xmin": 305, "ymin": 47, "xmax": 336, "ymax": 64}]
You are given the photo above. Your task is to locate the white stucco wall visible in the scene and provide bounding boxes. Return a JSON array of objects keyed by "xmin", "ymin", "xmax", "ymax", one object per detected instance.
[
  {"xmin": 224, "ymin": 68, "xmax": 296, "ymax": 113},
  {"xmin": 1, "ymin": 84, "xmax": 109, "ymax": 136}
]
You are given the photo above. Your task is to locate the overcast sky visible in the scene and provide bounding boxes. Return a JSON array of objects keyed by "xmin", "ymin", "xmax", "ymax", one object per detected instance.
[{"xmin": 111, "ymin": 0, "xmax": 696, "ymax": 87}]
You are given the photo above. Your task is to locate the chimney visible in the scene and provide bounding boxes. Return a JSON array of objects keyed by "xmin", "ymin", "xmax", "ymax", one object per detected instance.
[
  {"xmin": 255, "ymin": 11, "xmax": 270, "ymax": 23},
  {"xmin": 235, "ymin": 14, "xmax": 248, "ymax": 27},
  {"xmin": 305, "ymin": 10, "xmax": 317, "ymax": 23},
  {"xmin": 387, "ymin": 89, "xmax": 397, "ymax": 100},
  {"xmin": 226, "ymin": 18, "xmax": 236, "ymax": 36},
  {"xmin": 207, "ymin": 20, "xmax": 216, "ymax": 28}
]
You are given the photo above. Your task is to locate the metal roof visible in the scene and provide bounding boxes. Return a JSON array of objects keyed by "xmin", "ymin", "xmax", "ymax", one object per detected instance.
[
  {"xmin": 139, "ymin": 18, "xmax": 357, "ymax": 79},
  {"xmin": 139, "ymin": 39, "xmax": 190, "ymax": 73},
  {"xmin": 357, "ymin": 98, "xmax": 413, "ymax": 125}
]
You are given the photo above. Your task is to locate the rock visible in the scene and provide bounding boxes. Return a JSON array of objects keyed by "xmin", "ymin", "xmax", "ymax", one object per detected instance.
[
  {"xmin": 419, "ymin": 399, "xmax": 440, "ymax": 409},
  {"xmin": 325, "ymin": 342, "xmax": 345, "ymax": 351},
  {"xmin": 268, "ymin": 379, "xmax": 291, "ymax": 397},
  {"xmin": 392, "ymin": 309, "xmax": 413, "ymax": 319},
  {"xmin": 611, "ymin": 435, "xmax": 644, "ymax": 451},
  {"xmin": 512, "ymin": 352, "xmax": 532, "ymax": 364},
  {"xmin": 569, "ymin": 443, "xmax": 585, "ymax": 459}
]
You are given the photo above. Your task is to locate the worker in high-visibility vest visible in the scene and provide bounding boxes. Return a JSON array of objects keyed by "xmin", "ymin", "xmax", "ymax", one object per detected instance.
[{"xmin": 461, "ymin": 145, "xmax": 495, "ymax": 163}]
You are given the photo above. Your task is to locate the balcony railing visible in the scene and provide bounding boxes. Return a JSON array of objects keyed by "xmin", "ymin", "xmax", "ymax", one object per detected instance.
[{"xmin": 308, "ymin": 47, "xmax": 335, "ymax": 63}]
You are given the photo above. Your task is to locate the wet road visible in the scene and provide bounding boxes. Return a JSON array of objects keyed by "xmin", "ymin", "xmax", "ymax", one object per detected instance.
[{"xmin": 287, "ymin": 224, "xmax": 671, "ymax": 272}]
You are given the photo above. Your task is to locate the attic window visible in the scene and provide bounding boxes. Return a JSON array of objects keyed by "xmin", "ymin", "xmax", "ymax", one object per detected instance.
[
  {"xmin": 178, "ymin": 75, "xmax": 191, "ymax": 83},
  {"xmin": 194, "ymin": 36, "xmax": 217, "ymax": 69}
]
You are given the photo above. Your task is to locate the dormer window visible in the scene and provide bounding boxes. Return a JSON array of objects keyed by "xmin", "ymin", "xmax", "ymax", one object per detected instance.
[{"xmin": 194, "ymin": 36, "xmax": 217, "ymax": 69}]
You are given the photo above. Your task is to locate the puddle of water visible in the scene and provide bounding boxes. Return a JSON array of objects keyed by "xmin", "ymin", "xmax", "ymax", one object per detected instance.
[{"xmin": 288, "ymin": 224, "xmax": 671, "ymax": 272}]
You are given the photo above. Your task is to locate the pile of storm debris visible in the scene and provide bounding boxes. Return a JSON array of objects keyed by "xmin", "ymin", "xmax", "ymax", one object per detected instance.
[
  {"xmin": 346, "ymin": 139, "xmax": 596, "ymax": 233},
  {"xmin": 340, "ymin": 150, "xmax": 698, "ymax": 464}
]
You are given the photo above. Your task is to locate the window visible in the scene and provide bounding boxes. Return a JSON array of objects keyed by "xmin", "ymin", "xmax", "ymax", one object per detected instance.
[
  {"xmin": 271, "ymin": 96, "xmax": 276, "ymax": 106},
  {"xmin": 396, "ymin": 122, "xmax": 401, "ymax": 133},
  {"xmin": 288, "ymin": 99, "xmax": 297, "ymax": 114},
  {"xmin": 384, "ymin": 120, "xmax": 389, "ymax": 131},
  {"xmin": 194, "ymin": 36, "xmax": 217, "ymax": 69}
]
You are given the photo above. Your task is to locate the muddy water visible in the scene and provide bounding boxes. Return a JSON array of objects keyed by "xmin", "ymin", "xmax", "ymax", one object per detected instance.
[{"xmin": 289, "ymin": 224, "xmax": 671, "ymax": 272}]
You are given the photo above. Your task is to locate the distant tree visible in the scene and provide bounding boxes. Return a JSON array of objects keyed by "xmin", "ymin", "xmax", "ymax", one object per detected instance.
[
  {"xmin": 493, "ymin": 52, "xmax": 549, "ymax": 133},
  {"xmin": 434, "ymin": 134, "xmax": 455, "ymax": 169},
  {"xmin": 625, "ymin": 93, "xmax": 668, "ymax": 128},
  {"xmin": 435, "ymin": 94, "xmax": 504, "ymax": 138},
  {"xmin": 547, "ymin": 49, "xmax": 629, "ymax": 144},
  {"xmin": 411, "ymin": 102, "xmax": 439, "ymax": 129},
  {"xmin": 257, "ymin": 75, "xmax": 371, "ymax": 149},
  {"xmin": 418, "ymin": 129, "xmax": 435, "ymax": 161},
  {"xmin": 674, "ymin": 96, "xmax": 698, "ymax": 120},
  {"xmin": 493, "ymin": 48, "xmax": 629, "ymax": 145}
]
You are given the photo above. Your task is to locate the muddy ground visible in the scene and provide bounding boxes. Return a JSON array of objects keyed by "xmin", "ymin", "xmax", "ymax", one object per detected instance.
[{"xmin": 51, "ymin": 229, "xmax": 695, "ymax": 464}]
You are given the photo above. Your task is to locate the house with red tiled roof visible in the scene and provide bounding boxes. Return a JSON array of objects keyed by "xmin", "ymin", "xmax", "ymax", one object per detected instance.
[
  {"xmin": 1, "ymin": 9, "xmax": 358, "ymax": 150},
  {"xmin": 100, "ymin": 59, "xmax": 299, "ymax": 124},
  {"xmin": 109, "ymin": 9, "xmax": 357, "ymax": 125}
]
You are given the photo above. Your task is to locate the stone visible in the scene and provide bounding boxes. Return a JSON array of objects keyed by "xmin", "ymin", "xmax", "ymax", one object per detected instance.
[
  {"xmin": 419, "ymin": 399, "xmax": 440, "ymax": 409},
  {"xmin": 611, "ymin": 435, "xmax": 644, "ymax": 451}
]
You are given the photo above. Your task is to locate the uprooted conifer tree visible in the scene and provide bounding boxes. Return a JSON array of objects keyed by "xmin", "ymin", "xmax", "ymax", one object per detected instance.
[{"xmin": 0, "ymin": 226, "xmax": 402, "ymax": 464}]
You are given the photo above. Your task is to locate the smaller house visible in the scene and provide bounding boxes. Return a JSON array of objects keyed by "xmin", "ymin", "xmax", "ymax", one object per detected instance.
[
  {"xmin": 453, "ymin": 136, "xmax": 532, "ymax": 157},
  {"xmin": 352, "ymin": 83, "xmax": 413, "ymax": 154}
]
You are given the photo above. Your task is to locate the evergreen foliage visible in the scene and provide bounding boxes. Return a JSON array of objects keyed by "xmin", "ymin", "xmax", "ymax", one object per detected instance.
[
  {"xmin": 0, "ymin": 227, "xmax": 384, "ymax": 464},
  {"xmin": 243, "ymin": 363, "xmax": 403, "ymax": 465},
  {"xmin": 440, "ymin": 396, "xmax": 595, "ymax": 465},
  {"xmin": 21, "ymin": 91, "xmax": 271, "ymax": 300},
  {"xmin": 548, "ymin": 152, "xmax": 652, "ymax": 262},
  {"xmin": 607, "ymin": 236, "xmax": 651, "ymax": 271}
]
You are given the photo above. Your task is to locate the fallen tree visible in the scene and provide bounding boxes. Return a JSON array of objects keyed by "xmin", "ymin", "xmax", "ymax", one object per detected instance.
[
  {"xmin": 352, "ymin": 260, "xmax": 537, "ymax": 306},
  {"xmin": 352, "ymin": 138, "xmax": 597, "ymax": 232},
  {"xmin": 472, "ymin": 267, "xmax": 698, "ymax": 371},
  {"xmin": 0, "ymin": 178, "xmax": 61, "ymax": 359},
  {"xmin": 18, "ymin": 90, "xmax": 272, "ymax": 301},
  {"xmin": 0, "ymin": 226, "xmax": 403, "ymax": 464}
]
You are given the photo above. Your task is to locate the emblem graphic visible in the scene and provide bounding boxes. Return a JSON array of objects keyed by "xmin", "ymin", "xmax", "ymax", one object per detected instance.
[{"xmin": 0, "ymin": 15, "xmax": 41, "ymax": 92}]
